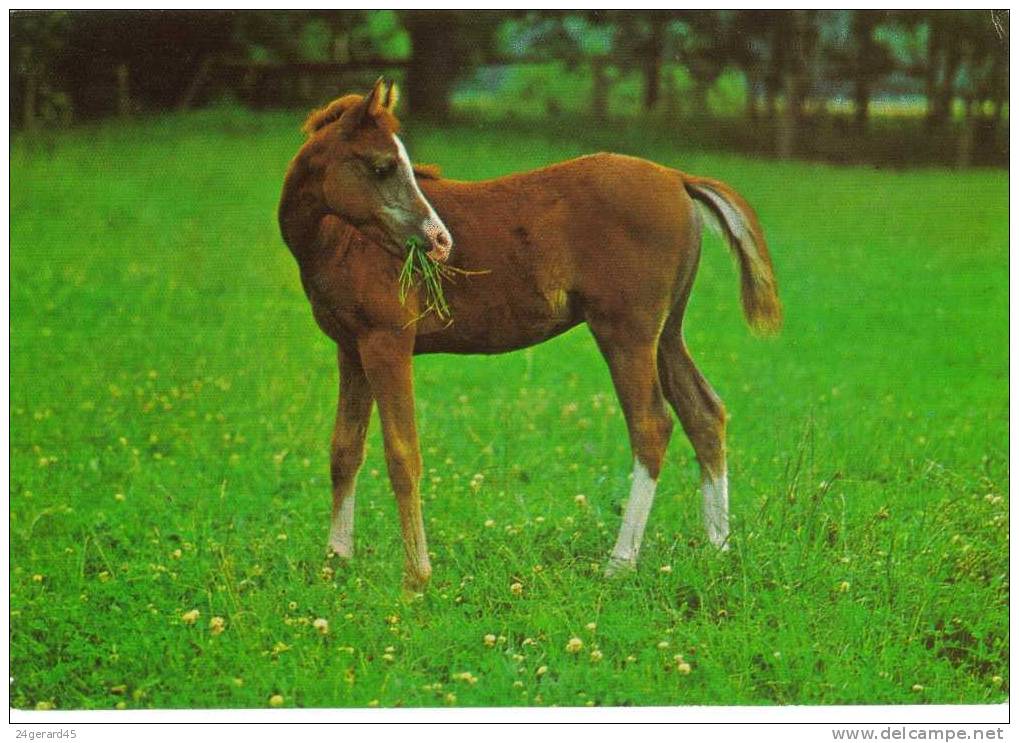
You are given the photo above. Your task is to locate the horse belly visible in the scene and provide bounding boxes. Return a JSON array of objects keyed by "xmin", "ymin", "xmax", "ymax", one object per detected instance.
[{"xmin": 413, "ymin": 289, "xmax": 581, "ymax": 355}]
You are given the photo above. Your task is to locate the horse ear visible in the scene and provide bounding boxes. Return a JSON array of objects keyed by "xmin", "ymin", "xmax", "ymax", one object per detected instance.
[
  {"xmin": 339, "ymin": 77, "xmax": 386, "ymax": 133},
  {"xmin": 383, "ymin": 82, "xmax": 400, "ymax": 113},
  {"xmin": 364, "ymin": 77, "xmax": 388, "ymax": 119}
]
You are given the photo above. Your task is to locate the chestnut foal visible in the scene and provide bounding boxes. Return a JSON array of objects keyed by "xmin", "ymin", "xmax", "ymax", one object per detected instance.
[{"xmin": 278, "ymin": 80, "xmax": 781, "ymax": 590}]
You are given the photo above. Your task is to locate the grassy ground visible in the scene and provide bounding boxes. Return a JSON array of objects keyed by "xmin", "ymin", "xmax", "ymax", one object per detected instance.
[{"xmin": 10, "ymin": 106, "xmax": 1008, "ymax": 710}]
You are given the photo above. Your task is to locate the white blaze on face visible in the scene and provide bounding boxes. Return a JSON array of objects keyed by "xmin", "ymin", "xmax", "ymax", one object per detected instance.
[
  {"xmin": 392, "ymin": 134, "xmax": 453, "ymax": 260},
  {"xmin": 701, "ymin": 471, "xmax": 730, "ymax": 550},
  {"xmin": 607, "ymin": 459, "xmax": 658, "ymax": 572}
]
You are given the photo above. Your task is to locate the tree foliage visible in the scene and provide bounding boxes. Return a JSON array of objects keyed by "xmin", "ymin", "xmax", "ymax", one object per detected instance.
[{"xmin": 10, "ymin": 9, "xmax": 1009, "ymax": 165}]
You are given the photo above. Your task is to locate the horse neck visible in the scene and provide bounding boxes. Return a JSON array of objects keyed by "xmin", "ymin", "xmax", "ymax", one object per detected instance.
[{"xmin": 278, "ymin": 158, "xmax": 328, "ymax": 265}]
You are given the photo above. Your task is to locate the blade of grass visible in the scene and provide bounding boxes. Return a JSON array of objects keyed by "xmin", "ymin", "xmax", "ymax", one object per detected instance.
[{"xmin": 399, "ymin": 238, "xmax": 452, "ymax": 322}]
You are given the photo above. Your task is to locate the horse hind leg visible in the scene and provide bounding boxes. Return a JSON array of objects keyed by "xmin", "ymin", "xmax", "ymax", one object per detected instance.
[
  {"xmin": 588, "ymin": 321, "xmax": 675, "ymax": 574},
  {"xmin": 657, "ymin": 314, "xmax": 730, "ymax": 550}
]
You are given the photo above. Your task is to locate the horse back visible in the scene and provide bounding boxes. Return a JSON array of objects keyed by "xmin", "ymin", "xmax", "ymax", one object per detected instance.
[{"xmin": 416, "ymin": 154, "xmax": 699, "ymax": 342}]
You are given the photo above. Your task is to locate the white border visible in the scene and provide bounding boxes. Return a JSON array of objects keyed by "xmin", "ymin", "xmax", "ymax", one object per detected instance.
[{"xmin": 6, "ymin": 4, "xmax": 1013, "ymax": 731}]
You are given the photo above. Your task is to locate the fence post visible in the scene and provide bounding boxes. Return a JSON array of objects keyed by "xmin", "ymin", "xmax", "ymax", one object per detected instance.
[
  {"xmin": 591, "ymin": 56, "xmax": 609, "ymax": 122},
  {"xmin": 23, "ymin": 65, "xmax": 38, "ymax": 130},
  {"xmin": 116, "ymin": 63, "xmax": 131, "ymax": 117}
]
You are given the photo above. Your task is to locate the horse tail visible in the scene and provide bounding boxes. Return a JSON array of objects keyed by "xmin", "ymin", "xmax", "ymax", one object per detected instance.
[{"xmin": 683, "ymin": 174, "xmax": 782, "ymax": 335}]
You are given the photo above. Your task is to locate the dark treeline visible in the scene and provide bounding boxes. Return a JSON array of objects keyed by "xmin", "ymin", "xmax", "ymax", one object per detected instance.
[{"xmin": 10, "ymin": 10, "xmax": 1009, "ymax": 166}]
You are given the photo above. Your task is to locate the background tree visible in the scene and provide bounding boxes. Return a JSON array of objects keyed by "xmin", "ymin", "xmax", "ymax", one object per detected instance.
[
  {"xmin": 925, "ymin": 11, "xmax": 965, "ymax": 130},
  {"xmin": 846, "ymin": 11, "xmax": 896, "ymax": 132},
  {"xmin": 52, "ymin": 11, "xmax": 237, "ymax": 118},
  {"xmin": 11, "ymin": 11, "xmax": 73, "ymax": 128},
  {"xmin": 952, "ymin": 10, "xmax": 1009, "ymax": 166},
  {"xmin": 773, "ymin": 10, "xmax": 819, "ymax": 158},
  {"xmin": 401, "ymin": 11, "xmax": 502, "ymax": 120},
  {"xmin": 8, "ymin": 10, "xmax": 1010, "ymax": 167},
  {"xmin": 726, "ymin": 11, "xmax": 779, "ymax": 121},
  {"xmin": 673, "ymin": 11, "xmax": 729, "ymax": 118}
]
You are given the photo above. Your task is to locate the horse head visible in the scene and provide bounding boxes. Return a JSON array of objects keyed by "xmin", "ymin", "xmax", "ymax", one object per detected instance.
[{"xmin": 298, "ymin": 78, "xmax": 453, "ymax": 262}]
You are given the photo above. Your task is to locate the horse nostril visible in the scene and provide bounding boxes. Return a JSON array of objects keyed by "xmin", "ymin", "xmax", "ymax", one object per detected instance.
[
  {"xmin": 421, "ymin": 217, "xmax": 452, "ymax": 260},
  {"xmin": 424, "ymin": 229, "xmax": 452, "ymax": 262}
]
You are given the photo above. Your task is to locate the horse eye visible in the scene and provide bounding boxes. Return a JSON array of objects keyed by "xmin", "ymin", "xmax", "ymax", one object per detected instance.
[{"xmin": 372, "ymin": 162, "xmax": 395, "ymax": 178}]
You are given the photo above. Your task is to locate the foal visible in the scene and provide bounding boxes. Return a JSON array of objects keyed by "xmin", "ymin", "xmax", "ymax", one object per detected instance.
[{"xmin": 279, "ymin": 80, "xmax": 781, "ymax": 590}]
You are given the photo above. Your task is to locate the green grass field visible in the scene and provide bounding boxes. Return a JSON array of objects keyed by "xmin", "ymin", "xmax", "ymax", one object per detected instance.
[{"xmin": 10, "ymin": 106, "xmax": 1008, "ymax": 710}]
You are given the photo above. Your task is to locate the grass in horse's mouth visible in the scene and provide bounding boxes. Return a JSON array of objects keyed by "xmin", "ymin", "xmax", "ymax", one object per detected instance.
[{"xmin": 398, "ymin": 237, "xmax": 452, "ymax": 323}]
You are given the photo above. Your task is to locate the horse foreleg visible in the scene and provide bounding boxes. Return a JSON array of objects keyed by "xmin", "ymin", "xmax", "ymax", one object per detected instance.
[
  {"xmin": 357, "ymin": 330, "xmax": 432, "ymax": 591},
  {"xmin": 328, "ymin": 348, "xmax": 374, "ymax": 559}
]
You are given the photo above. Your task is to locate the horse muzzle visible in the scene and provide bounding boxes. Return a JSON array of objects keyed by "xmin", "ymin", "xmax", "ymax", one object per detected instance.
[{"xmin": 422, "ymin": 217, "xmax": 453, "ymax": 262}]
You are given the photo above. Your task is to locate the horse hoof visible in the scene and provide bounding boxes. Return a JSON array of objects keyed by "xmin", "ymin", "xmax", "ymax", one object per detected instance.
[
  {"xmin": 400, "ymin": 586, "xmax": 426, "ymax": 603},
  {"xmin": 402, "ymin": 568, "xmax": 432, "ymax": 594},
  {"xmin": 604, "ymin": 556, "xmax": 636, "ymax": 578},
  {"xmin": 327, "ymin": 543, "xmax": 353, "ymax": 560}
]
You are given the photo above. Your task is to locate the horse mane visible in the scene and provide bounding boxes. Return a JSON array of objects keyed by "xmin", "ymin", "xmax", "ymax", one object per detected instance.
[
  {"xmin": 302, "ymin": 95, "xmax": 361, "ymax": 136},
  {"xmin": 413, "ymin": 163, "xmax": 441, "ymax": 180},
  {"xmin": 302, "ymin": 94, "xmax": 401, "ymax": 137}
]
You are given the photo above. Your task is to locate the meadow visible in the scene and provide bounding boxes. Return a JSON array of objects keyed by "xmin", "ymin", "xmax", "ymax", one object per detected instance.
[{"xmin": 10, "ymin": 105, "xmax": 1008, "ymax": 710}]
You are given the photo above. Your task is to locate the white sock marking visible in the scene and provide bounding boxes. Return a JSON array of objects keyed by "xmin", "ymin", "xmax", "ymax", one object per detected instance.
[
  {"xmin": 609, "ymin": 459, "xmax": 658, "ymax": 567},
  {"xmin": 329, "ymin": 494, "xmax": 355, "ymax": 557},
  {"xmin": 412, "ymin": 532, "xmax": 430, "ymax": 578},
  {"xmin": 701, "ymin": 471, "xmax": 729, "ymax": 550}
]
